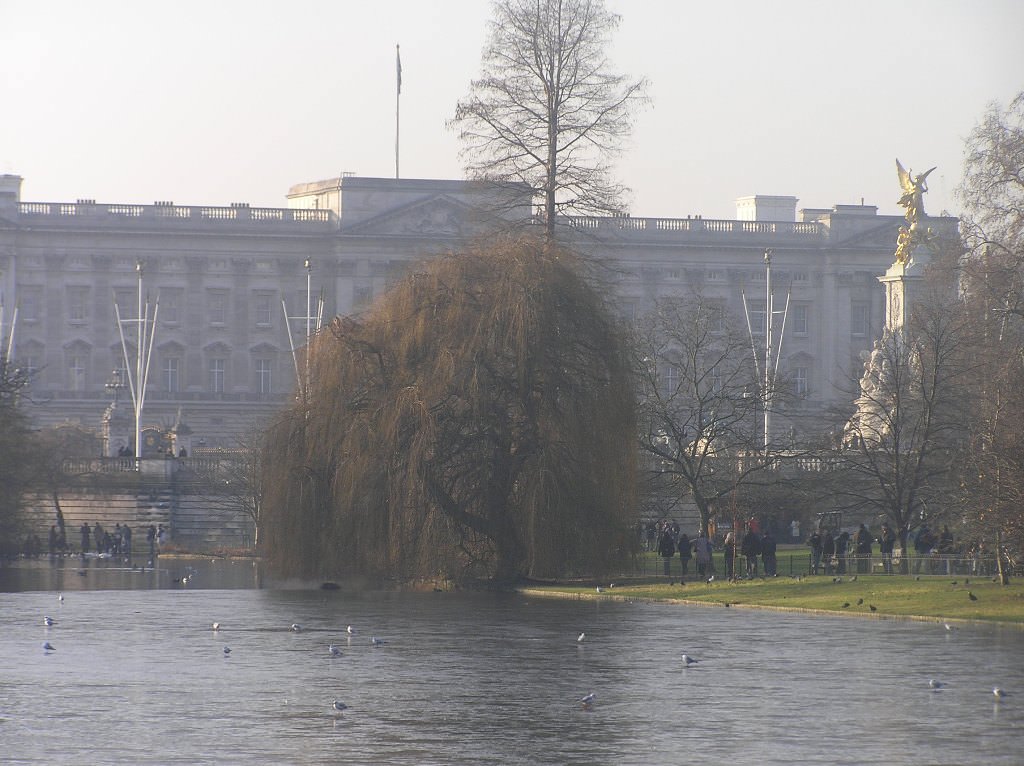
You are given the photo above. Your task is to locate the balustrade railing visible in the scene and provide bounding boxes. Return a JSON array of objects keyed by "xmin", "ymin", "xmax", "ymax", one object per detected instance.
[
  {"xmin": 564, "ymin": 215, "xmax": 824, "ymax": 238},
  {"xmin": 18, "ymin": 201, "xmax": 334, "ymax": 227}
]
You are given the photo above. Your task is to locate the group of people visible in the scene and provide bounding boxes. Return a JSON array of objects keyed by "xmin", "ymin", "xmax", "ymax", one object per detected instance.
[
  {"xmin": 806, "ymin": 522, "xmax": 959, "ymax": 575},
  {"xmin": 655, "ymin": 523, "xmax": 716, "ymax": 579},
  {"xmin": 41, "ymin": 522, "xmax": 168, "ymax": 561},
  {"xmin": 654, "ymin": 520, "xmax": 778, "ymax": 581}
]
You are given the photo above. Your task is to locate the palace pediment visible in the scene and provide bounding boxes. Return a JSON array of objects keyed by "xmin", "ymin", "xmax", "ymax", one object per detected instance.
[{"xmin": 343, "ymin": 194, "xmax": 495, "ymax": 238}]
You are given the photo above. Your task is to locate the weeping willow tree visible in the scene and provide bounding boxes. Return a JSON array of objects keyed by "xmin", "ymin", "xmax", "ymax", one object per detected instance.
[{"xmin": 262, "ymin": 236, "xmax": 637, "ymax": 583}]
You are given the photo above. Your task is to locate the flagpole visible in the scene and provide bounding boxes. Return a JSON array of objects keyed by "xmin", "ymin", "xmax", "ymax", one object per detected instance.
[{"xmin": 395, "ymin": 44, "xmax": 401, "ymax": 179}]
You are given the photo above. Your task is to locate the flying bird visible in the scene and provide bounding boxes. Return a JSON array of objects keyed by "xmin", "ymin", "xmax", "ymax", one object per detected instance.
[
  {"xmin": 332, "ymin": 700, "xmax": 349, "ymax": 713},
  {"xmin": 577, "ymin": 693, "xmax": 595, "ymax": 709},
  {"xmin": 329, "ymin": 644, "xmax": 342, "ymax": 657},
  {"xmin": 681, "ymin": 654, "xmax": 699, "ymax": 667}
]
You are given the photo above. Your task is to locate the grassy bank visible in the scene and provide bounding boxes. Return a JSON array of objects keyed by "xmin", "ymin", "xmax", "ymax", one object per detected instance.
[{"xmin": 520, "ymin": 575, "xmax": 1024, "ymax": 625}]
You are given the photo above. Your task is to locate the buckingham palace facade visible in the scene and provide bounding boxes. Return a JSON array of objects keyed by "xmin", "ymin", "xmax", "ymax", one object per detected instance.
[{"xmin": 0, "ymin": 172, "xmax": 956, "ymax": 452}]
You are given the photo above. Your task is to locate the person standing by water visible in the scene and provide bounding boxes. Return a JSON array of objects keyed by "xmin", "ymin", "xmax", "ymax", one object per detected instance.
[
  {"xmin": 723, "ymin": 531, "xmax": 736, "ymax": 579},
  {"xmin": 807, "ymin": 529, "xmax": 823, "ymax": 574},
  {"xmin": 761, "ymin": 529, "xmax": 777, "ymax": 577},
  {"xmin": 878, "ymin": 523, "xmax": 897, "ymax": 574},
  {"xmin": 855, "ymin": 524, "xmax": 872, "ymax": 573},
  {"xmin": 741, "ymin": 526, "xmax": 761, "ymax": 579},
  {"xmin": 694, "ymin": 533, "xmax": 713, "ymax": 578},
  {"xmin": 677, "ymin": 534, "xmax": 692, "ymax": 580},
  {"xmin": 80, "ymin": 523, "xmax": 91, "ymax": 555},
  {"xmin": 658, "ymin": 527, "xmax": 676, "ymax": 577}
]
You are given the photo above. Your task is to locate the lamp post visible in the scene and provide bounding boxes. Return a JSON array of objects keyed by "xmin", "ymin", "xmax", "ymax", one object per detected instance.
[
  {"xmin": 105, "ymin": 368, "xmax": 125, "ymax": 405},
  {"xmin": 282, "ymin": 258, "xmax": 324, "ymax": 403},
  {"xmin": 114, "ymin": 260, "xmax": 158, "ymax": 464},
  {"xmin": 763, "ymin": 248, "xmax": 773, "ymax": 453}
]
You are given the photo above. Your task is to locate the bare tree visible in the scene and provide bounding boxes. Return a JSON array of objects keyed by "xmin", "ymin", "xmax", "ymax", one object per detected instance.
[
  {"xmin": 955, "ymin": 91, "xmax": 1024, "ymax": 579},
  {"xmin": 959, "ymin": 90, "xmax": 1024, "ymax": 318},
  {"xmin": 262, "ymin": 236, "xmax": 637, "ymax": 583},
  {"xmin": 835, "ymin": 290, "xmax": 974, "ymax": 542},
  {"xmin": 635, "ymin": 294, "xmax": 765, "ymax": 538},
  {"xmin": 195, "ymin": 431, "xmax": 265, "ymax": 549},
  {"xmin": 451, "ymin": 0, "xmax": 648, "ymax": 240}
]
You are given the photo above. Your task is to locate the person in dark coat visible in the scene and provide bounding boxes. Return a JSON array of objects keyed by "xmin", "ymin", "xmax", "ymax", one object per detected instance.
[
  {"xmin": 761, "ymin": 530, "xmax": 778, "ymax": 576},
  {"xmin": 741, "ymin": 527, "xmax": 761, "ymax": 578},
  {"xmin": 821, "ymin": 529, "xmax": 836, "ymax": 574},
  {"xmin": 677, "ymin": 534, "xmax": 692, "ymax": 579},
  {"xmin": 878, "ymin": 523, "xmax": 897, "ymax": 574},
  {"xmin": 807, "ymin": 529, "xmax": 823, "ymax": 575},
  {"xmin": 855, "ymin": 524, "xmax": 872, "ymax": 573},
  {"xmin": 658, "ymin": 528, "xmax": 676, "ymax": 577},
  {"xmin": 834, "ymin": 530, "xmax": 850, "ymax": 574}
]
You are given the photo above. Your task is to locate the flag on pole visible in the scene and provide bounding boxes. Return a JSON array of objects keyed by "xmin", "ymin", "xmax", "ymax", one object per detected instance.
[{"xmin": 396, "ymin": 45, "xmax": 402, "ymax": 95}]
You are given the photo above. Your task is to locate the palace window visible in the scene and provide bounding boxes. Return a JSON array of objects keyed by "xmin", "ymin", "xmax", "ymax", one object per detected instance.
[
  {"xmin": 851, "ymin": 303, "xmax": 870, "ymax": 337},
  {"xmin": 67, "ymin": 286, "xmax": 89, "ymax": 323},
  {"xmin": 791, "ymin": 304, "xmax": 808, "ymax": 335},
  {"xmin": 256, "ymin": 358, "xmax": 272, "ymax": 394},
  {"xmin": 162, "ymin": 289, "xmax": 182, "ymax": 325},
  {"xmin": 163, "ymin": 357, "xmax": 180, "ymax": 393},
  {"xmin": 795, "ymin": 366, "xmax": 809, "ymax": 397},
  {"xmin": 208, "ymin": 290, "xmax": 228, "ymax": 326},
  {"xmin": 69, "ymin": 354, "xmax": 87, "ymax": 391},
  {"xmin": 209, "ymin": 358, "xmax": 226, "ymax": 393}
]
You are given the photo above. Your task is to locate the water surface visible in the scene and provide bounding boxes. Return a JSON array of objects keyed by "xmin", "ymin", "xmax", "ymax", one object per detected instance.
[{"xmin": 2, "ymin": 560, "xmax": 1021, "ymax": 764}]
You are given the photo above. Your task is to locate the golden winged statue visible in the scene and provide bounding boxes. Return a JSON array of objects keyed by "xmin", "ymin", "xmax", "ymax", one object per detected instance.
[
  {"xmin": 895, "ymin": 159, "xmax": 935, "ymax": 229},
  {"xmin": 894, "ymin": 159, "xmax": 936, "ymax": 264}
]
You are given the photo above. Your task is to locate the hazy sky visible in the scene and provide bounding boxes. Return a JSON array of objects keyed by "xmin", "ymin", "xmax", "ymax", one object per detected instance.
[{"xmin": 2, "ymin": 0, "xmax": 1021, "ymax": 220}]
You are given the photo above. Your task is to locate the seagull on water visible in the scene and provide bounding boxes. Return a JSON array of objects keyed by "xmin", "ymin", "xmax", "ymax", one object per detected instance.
[
  {"xmin": 329, "ymin": 644, "xmax": 342, "ymax": 657},
  {"xmin": 993, "ymin": 687, "xmax": 1008, "ymax": 700},
  {"xmin": 682, "ymin": 654, "xmax": 699, "ymax": 667},
  {"xmin": 212, "ymin": 622, "xmax": 221, "ymax": 631},
  {"xmin": 346, "ymin": 625, "xmax": 355, "ymax": 635},
  {"xmin": 577, "ymin": 632, "xmax": 586, "ymax": 644},
  {"xmin": 332, "ymin": 700, "xmax": 349, "ymax": 713},
  {"xmin": 44, "ymin": 616, "xmax": 56, "ymax": 627},
  {"xmin": 577, "ymin": 692, "xmax": 595, "ymax": 709},
  {"xmin": 223, "ymin": 646, "xmax": 232, "ymax": 655},
  {"xmin": 57, "ymin": 593, "xmax": 64, "ymax": 602},
  {"xmin": 290, "ymin": 623, "xmax": 302, "ymax": 632},
  {"xmin": 371, "ymin": 636, "xmax": 388, "ymax": 646},
  {"xmin": 928, "ymin": 679, "xmax": 946, "ymax": 691},
  {"xmin": 42, "ymin": 642, "xmax": 55, "ymax": 652}
]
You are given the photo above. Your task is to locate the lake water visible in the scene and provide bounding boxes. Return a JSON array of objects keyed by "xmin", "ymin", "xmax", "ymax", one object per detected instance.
[{"xmin": 2, "ymin": 557, "xmax": 1022, "ymax": 765}]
